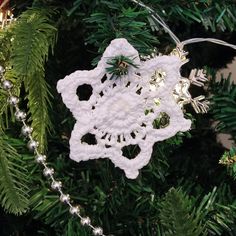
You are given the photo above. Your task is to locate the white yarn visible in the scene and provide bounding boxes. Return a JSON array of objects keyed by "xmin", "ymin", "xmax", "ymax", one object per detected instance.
[{"xmin": 57, "ymin": 38, "xmax": 191, "ymax": 179}]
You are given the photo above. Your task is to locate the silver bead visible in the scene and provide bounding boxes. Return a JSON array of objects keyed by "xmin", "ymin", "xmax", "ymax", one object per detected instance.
[
  {"xmin": 69, "ymin": 206, "xmax": 80, "ymax": 215},
  {"xmin": 0, "ymin": 65, "xmax": 5, "ymax": 74},
  {"xmin": 36, "ymin": 154, "xmax": 46, "ymax": 163},
  {"xmin": 8, "ymin": 96, "xmax": 19, "ymax": 105},
  {"xmin": 60, "ymin": 194, "xmax": 70, "ymax": 203},
  {"xmin": 27, "ymin": 140, "xmax": 39, "ymax": 151},
  {"xmin": 2, "ymin": 80, "xmax": 12, "ymax": 90},
  {"xmin": 21, "ymin": 125, "xmax": 33, "ymax": 136},
  {"xmin": 15, "ymin": 110, "xmax": 26, "ymax": 121},
  {"xmin": 93, "ymin": 227, "xmax": 103, "ymax": 236},
  {"xmin": 81, "ymin": 217, "xmax": 91, "ymax": 226},
  {"xmin": 43, "ymin": 167, "xmax": 54, "ymax": 176},
  {"xmin": 51, "ymin": 181, "xmax": 62, "ymax": 190}
]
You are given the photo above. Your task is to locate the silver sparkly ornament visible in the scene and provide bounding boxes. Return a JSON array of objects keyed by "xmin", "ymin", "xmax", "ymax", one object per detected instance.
[
  {"xmin": 21, "ymin": 125, "xmax": 33, "ymax": 136},
  {"xmin": 60, "ymin": 194, "xmax": 70, "ymax": 203},
  {"xmin": 93, "ymin": 227, "xmax": 103, "ymax": 236},
  {"xmin": 36, "ymin": 154, "xmax": 46, "ymax": 163},
  {"xmin": 81, "ymin": 217, "xmax": 91, "ymax": 226},
  {"xmin": 51, "ymin": 181, "xmax": 62, "ymax": 190},
  {"xmin": 8, "ymin": 96, "xmax": 19, "ymax": 105},
  {"xmin": 27, "ymin": 140, "xmax": 39, "ymax": 151},
  {"xmin": 43, "ymin": 167, "xmax": 54, "ymax": 177},
  {"xmin": 69, "ymin": 206, "xmax": 80, "ymax": 215},
  {"xmin": 173, "ymin": 69, "xmax": 209, "ymax": 113},
  {"xmin": 189, "ymin": 69, "xmax": 208, "ymax": 87},
  {"xmin": 15, "ymin": 110, "xmax": 27, "ymax": 121},
  {"xmin": 2, "ymin": 80, "xmax": 13, "ymax": 90}
]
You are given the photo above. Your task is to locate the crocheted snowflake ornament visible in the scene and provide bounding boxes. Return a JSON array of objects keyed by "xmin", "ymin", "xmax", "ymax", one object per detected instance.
[{"xmin": 57, "ymin": 38, "xmax": 191, "ymax": 179}]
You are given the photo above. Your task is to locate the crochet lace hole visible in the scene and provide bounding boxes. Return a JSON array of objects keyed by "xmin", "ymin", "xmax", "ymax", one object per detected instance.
[
  {"xmin": 126, "ymin": 82, "xmax": 131, "ymax": 87},
  {"xmin": 99, "ymin": 91, "xmax": 104, "ymax": 97},
  {"xmin": 145, "ymin": 109, "xmax": 154, "ymax": 115},
  {"xmin": 81, "ymin": 133, "xmax": 97, "ymax": 145},
  {"xmin": 76, "ymin": 84, "xmax": 93, "ymax": 101},
  {"xmin": 130, "ymin": 132, "xmax": 136, "ymax": 139},
  {"xmin": 101, "ymin": 75, "xmax": 107, "ymax": 83},
  {"xmin": 136, "ymin": 88, "xmax": 142, "ymax": 95},
  {"xmin": 152, "ymin": 112, "xmax": 170, "ymax": 129},
  {"xmin": 122, "ymin": 145, "xmax": 141, "ymax": 159},
  {"xmin": 150, "ymin": 68, "xmax": 167, "ymax": 88}
]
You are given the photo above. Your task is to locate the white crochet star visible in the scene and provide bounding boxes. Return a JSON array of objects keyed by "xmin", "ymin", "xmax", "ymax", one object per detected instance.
[{"xmin": 57, "ymin": 38, "xmax": 191, "ymax": 179}]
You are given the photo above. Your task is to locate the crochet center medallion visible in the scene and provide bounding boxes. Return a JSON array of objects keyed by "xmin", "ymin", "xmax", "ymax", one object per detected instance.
[{"xmin": 57, "ymin": 38, "xmax": 191, "ymax": 179}]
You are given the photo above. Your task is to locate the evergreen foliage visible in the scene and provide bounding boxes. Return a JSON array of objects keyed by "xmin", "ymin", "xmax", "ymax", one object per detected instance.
[
  {"xmin": 211, "ymin": 74, "xmax": 236, "ymax": 140},
  {"xmin": 0, "ymin": 132, "xmax": 30, "ymax": 215},
  {"xmin": 159, "ymin": 188, "xmax": 205, "ymax": 236},
  {"xmin": 10, "ymin": 8, "xmax": 57, "ymax": 152},
  {"xmin": 0, "ymin": 0, "xmax": 235, "ymax": 235}
]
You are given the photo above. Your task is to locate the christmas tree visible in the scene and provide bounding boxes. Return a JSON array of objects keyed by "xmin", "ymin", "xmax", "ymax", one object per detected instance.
[{"xmin": 0, "ymin": 0, "xmax": 236, "ymax": 235}]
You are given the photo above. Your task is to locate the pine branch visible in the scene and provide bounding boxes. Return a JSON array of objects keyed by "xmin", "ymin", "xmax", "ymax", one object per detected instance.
[
  {"xmin": 210, "ymin": 74, "xmax": 236, "ymax": 141},
  {"xmin": 30, "ymin": 189, "xmax": 89, "ymax": 236},
  {"xmin": 25, "ymin": 71, "xmax": 53, "ymax": 152},
  {"xmin": 84, "ymin": 6, "xmax": 158, "ymax": 62},
  {"xmin": 10, "ymin": 8, "xmax": 57, "ymax": 152},
  {"xmin": 11, "ymin": 8, "xmax": 57, "ymax": 77},
  {"xmin": 0, "ymin": 90, "xmax": 8, "ymax": 128},
  {"xmin": 0, "ymin": 134, "xmax": 30, "ymax": 215},
  {"xmin": 159, "ymin": 188, "xmax": 206, "ymax": 236},
  {"xmin": 67, "ymin": 0, "xmax": 236, "ymax": 59},
  {"xmin": 195, "ymin": 186, "xmax": 236, "ymax": 235},
  {"xmin": 142, "ymin": 0, "xmax": 236, "ymax": 32},
  {"xmin": 0, "ymin": 27, "xmax": 18, "ymax": 129}
]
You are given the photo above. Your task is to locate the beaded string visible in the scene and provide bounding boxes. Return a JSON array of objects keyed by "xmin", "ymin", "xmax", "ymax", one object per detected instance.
[{"xmin": 0, "ymin": 67, "xmax": 105, "ymax": 236}]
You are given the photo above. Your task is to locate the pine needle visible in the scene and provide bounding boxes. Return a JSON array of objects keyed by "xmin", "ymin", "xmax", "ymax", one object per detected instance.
[
  {"xmin": 10, "ymin": 8, "xmax": 57, "ymax": 152},
  {"xmin": 0, "ymin": 134, "xmax": 30, "ymax": 215}
]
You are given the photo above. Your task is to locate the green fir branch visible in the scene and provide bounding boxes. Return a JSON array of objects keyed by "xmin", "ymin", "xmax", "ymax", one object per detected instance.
[
  {"xmin": 66, "ymin": 0, "xmax": 236, "ymax": 60},
  {"xmin": 0, "ymin": 26, "xmax": 18, "ymax": 130},
  {"xmin": 159, "ymin": 188, "xmax": 205, "ymax": 236},
  {"xmin": 84, "ymin": 6, "xmax": 158, "ymax": 63},
  {"xmin": 210, "ymin": 74, "xmax": 236, "ymax": 141},
  {"xmin": 11, "ymin": 8, "xmax": 57, "ymax": 77},
  {"xmin": 106, "ymin": 55, "xmax": 139, "ymax": 78},
  {"xmin": 30, "ymin": 189, "xmax": 89, "ymax": 236},
  {"xmin": 25, "ymin": 71, "xmax": 53, "ymax": 152},
  {"xmin": 0, "ymin": 134, "xmax": 30, "ymax": 215},
  {"xmin": 196, "ymin": 186, "xmax": 236, "ymax": 235},
  {"xmin": 10, "ymin": 8, "xmax": 57, "ymax": 152}
]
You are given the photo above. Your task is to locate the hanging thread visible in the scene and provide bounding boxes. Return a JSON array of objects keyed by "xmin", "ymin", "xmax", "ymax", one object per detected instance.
[{"xmin": 130, "ymin": 0, "xmax": 236, "ymax": 51}]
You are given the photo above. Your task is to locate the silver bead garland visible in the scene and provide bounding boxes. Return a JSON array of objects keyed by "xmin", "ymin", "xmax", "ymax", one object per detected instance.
[
  {"xmin": 69, "ymin": 206, "xmax": 80, "ymax": 215},
  {"xmin": 36, "ymin": 154, "xmax": 47, "ymax": 163},
  {"xmin": 8, "ymin": 96, "xmax": 19, "ymax": 105},
  {"xmin": 21, "ymin": 125, "xmax": 33, "ymax": 136},
  {"xmin": 0, "ymin": 74, "xmax": 106, "ymax": 236},
  {"xmin": 51, "ymin": 180, "xmax": 62, "ymax": 190},
  {"xmin": 15, "ymin": 110, "xmax": 27, "ymax": 121},
  {"xmin": 27, "ymin": 140, "xmax": 39, "ymax": 151}
]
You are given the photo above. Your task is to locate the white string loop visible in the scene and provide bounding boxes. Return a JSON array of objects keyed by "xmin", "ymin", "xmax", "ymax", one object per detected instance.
[
  {"xmin": 130, "ymin": 0, "xmax": 236, "ymax": 51},
  {"xmin": 130, "ymin": 0, "xmax": 180, "ymax": 45},
  {"xmin": 178, "ymin": 38, "xmax": 236, "ymax": 51}
]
